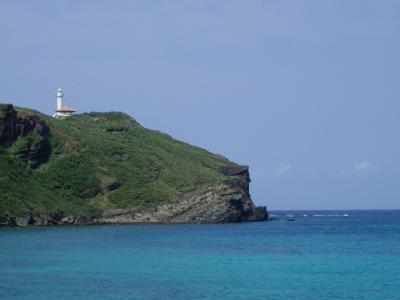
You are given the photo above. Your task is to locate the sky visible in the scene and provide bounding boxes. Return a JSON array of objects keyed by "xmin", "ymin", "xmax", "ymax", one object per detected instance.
[{"xmin": 1, "ymin": 0, "xmax": 399, "ymax": 210}]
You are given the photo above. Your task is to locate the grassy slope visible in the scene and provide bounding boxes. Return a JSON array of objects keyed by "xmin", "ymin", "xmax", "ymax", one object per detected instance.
[{"xmin": 0, "ymin": 109, "xmax": 231, "ymax": 217}]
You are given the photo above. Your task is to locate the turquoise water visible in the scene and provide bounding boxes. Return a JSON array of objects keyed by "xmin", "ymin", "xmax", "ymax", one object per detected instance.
[{"xmin": 1, "ymin": 210, "xmax": 400, "ymax": 299}]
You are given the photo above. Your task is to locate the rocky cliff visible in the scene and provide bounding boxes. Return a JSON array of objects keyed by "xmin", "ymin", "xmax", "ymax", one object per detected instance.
[
  {"xmin": 0, "ymin": 104, "xmax": 51, "ymax": 167},
  {"xmin": 98, "ymin": 166, "xmax": 266, "ymax": 224},
  {"xmin": 0, "ymin": 104, "xmax": 267, "ymax": 226}
]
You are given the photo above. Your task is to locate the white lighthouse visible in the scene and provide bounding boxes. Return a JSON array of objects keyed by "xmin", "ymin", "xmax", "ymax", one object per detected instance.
[
  {"xmin": 56, "ymin": 88, "xmax": 63, "ymax": 111},
  {"xmin": 53, "ymin": 88, "xmax": 76, "ymax": 118}
]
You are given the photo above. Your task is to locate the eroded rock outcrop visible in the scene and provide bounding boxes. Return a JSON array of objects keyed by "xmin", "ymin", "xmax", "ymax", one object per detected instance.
[
  {"xmin": 98, "ymin": 165, "xmax": 267, "ymax": 224},
  {"xmin": 0, "ymin": 104, "xmax": 51, "ymax": 167},
  {"xmin": 0, "ymin": 104, "xmax": 17, "ymax": 147},
  {"xmin": 0, "ymin": 213, "xmax": 94, "ymax": 227}
]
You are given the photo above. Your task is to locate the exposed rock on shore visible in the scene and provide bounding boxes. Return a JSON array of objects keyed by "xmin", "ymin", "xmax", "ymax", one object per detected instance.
[{"xmin": 98, "ymin": 169, "xmax": 267, "ymax": 224}]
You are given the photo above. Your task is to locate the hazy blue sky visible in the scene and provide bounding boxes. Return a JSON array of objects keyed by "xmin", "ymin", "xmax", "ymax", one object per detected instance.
[{"xmin": 1, "ymin": 1, "xmax": 399, "ymax": 209}]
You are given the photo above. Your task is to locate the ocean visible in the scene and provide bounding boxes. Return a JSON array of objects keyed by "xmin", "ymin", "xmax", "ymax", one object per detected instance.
[{"xmin": 1, "ymin": 210, "xmax": 399, "ymax": 299}]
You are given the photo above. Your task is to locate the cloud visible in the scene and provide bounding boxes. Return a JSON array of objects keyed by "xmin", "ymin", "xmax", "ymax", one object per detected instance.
[
  {"xmin": 275, "ymin": 164, "xmax": 293, "ymax": 176},
  {"xmin": 338, "ymin": 161, "xmax": 377, "ymax": 176},
  {"xmin": 353, "ymin": 161, "xmax": 374, "ymax": 173}
]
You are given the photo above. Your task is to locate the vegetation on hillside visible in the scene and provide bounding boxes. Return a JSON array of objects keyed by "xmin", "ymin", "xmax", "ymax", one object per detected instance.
[{"xmin": 0, "ymin": 109, "xmax": 232, "ymax": 217}]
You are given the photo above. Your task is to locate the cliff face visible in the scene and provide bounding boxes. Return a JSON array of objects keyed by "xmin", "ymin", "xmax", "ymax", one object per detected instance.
[
  {"xmin": 0, "ymin": 104, "xmax": 16, "ymax": 146},
  {"xmin": 0, "ymin": 104, "xmax": 267, "ymax": 226},
  {"xmin": 0, "ymin": 104, "xmax": 51, "ymax": 167},
  {"xmin": 98, "ymin": 167, "xmax": 267, "ymax": 224}
]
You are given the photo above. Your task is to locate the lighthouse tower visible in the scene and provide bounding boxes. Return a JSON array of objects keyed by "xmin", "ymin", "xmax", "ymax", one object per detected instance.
[
  {"xmin": 53, "ymin": 88, "xmax": 76, "ymax": 118},
  {"xmin": 56, "ymin": 88, "xmax": 63, "ymax": 111}
]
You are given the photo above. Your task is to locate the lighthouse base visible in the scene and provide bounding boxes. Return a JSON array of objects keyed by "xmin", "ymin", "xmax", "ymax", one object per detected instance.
[{"xmin": 53, "ymin": 111, "xmax": 74, "ymax": 118}]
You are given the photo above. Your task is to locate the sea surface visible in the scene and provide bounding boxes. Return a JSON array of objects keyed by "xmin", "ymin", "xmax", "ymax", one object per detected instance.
[{"xmin": 1, "ymin": 210, "xmax": 399, "ymax": 299}]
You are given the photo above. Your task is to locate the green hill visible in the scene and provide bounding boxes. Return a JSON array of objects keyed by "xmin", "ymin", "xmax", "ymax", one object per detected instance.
[{"xmin": 0, "ymin": 104, "xmax": 267, "ymax": 225}]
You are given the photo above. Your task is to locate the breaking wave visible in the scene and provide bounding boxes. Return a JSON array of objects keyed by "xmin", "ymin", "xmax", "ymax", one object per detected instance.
[{"xmin": 313, "ymin": 214, "xmax": 349, "ymax": 217}]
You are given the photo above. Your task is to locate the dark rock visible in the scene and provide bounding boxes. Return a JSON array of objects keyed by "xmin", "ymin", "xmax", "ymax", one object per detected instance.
[
  {"xmin": 73, "ymin": 216, "xmax": 94, "ymax": 225},
  {"xmin": 0, "ymin": 214, "xmax": 16, "ymax": 227},
  {"xmin": 0, "ymin": 103, "xmax": 51, "ymax": 168},
  {"xmin": 15, "ymin": 137, "xmax": 51, "ymax": 168},
  {"xmin": 246, "ymin": 206, "xmax": 268, "ymax": 222},
  {"xmin": 105, "ymin": 126, "xmax": 128, "ymax": 132},
  {"xmin": 220, "ymin": 165, "xmax": 250, "ymax": 179},
  {"xmin": 0, "ymin": 211, "xmax": 98, "ymax": 227},
  {"xmin": 49, "ymin": 212, "xmax": 64, "ymax": 222},
  {"xmin": 28, "ymin": 138, "xmax": 51, "ymax": 168},
  {"xmin": 34, "ymin": 120, "xmax": 49, "ymax": 135},
  {"xmin": 15, "ymin": 116, "xmax": 36, "ymax": 136},
  {"xmin": 218, "ymin": 165, "xmax": 267, "ymax": 222},
  {"xmin": 106, "ymin": 181, "xmax": 121, "ymax": 191},
  {"xmin": 0, "ymin": 104, "xmax": 17, "ymax": 147},
  {"xmin": 127, "ymin": 118, "xmax": 138, "ymax": 126}
]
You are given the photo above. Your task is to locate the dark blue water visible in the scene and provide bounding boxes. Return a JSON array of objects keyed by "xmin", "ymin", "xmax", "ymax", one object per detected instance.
[{"xmin": 1, "ymin": 210, "xmax": 400, "ymax": 299}]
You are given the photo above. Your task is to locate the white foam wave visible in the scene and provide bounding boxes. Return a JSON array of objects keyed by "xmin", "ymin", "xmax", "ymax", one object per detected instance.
[{"xmin": 312, "ymin": 214, "xmax": 350, "ymax": 217}]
